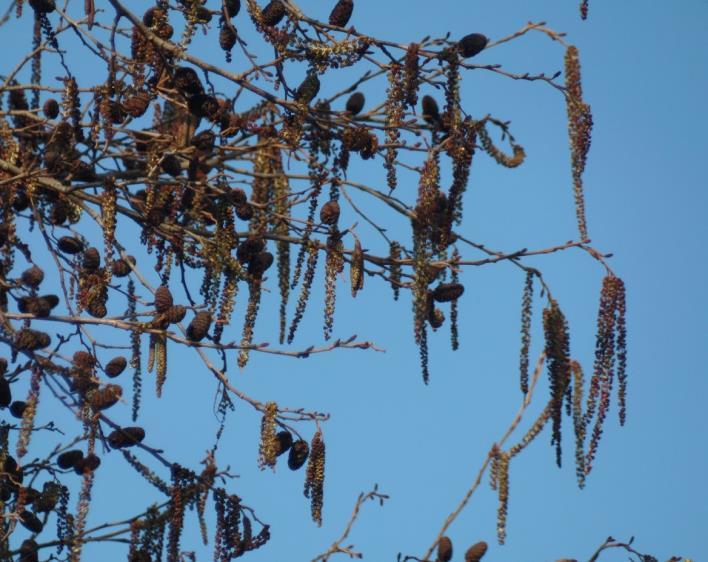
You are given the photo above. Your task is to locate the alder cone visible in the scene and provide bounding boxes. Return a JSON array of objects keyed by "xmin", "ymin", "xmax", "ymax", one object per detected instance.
[
  {"xmin": 464, "ymin": 541, "xmax": 488, "ymax": 562},
  {"xmin": 428, "ymin": 307, "xmax": 445, "ymax": 329},
  {"xmin": 74, "ymin": 453, "xmax": 101, "ymax": 474},
  {"xmin": 192, "ymin": 130, "xmax": 216, "ymax": 153},
  {"xmin": 248, "ymin": 251, "xmax": 274, "ymax": 277},
  {"xmin": 188, "ymin": 94, "xmax": 221, "ymax": 121},
  {"xmin": 165, "ymin": 304, "xmax": 187, "ymax": 324},
  {"xmin": 19, "ymin": 510, "xmax": 43, "ymax": 534},
  {"xmin": 187, "ymin": 311, "xmax": 212, "ymax": 342},
  {"xmin": 261, "ymin": 0, "xmax": 286, "ymax": 26},
  {"xmin": 433, "ymin": 282, "xmax": 464, "ymax": 302},
  {"xmin": 225, "ymin": 0, "xmax": 241, "ymax": 17},
  {"xmin": 174, "ymin": 67, "xmax": 204, "ymax": 97},
  {"xmin": 13, "ymin": 191, "xmax": 30, "ymax": 211},
  {"xmin": 108, "ymin": 427, "xmax": 145, "ymax": 449},
  {"xmin": 105, "ymin": 356, "xmax": 128, "ymax": 378},
  {"xmin": 437, "ymin": 536, "xmax": 453, "ymax": 562},
  {"xmin": 87, "ymin": 297, "xmax": 108, "ymax": 318},
  {"xmin": 57, "ymin": 236, "xmax": 84, "ymax": 254},
  {"xmin": 458, "ymin": 33, "xmax": 488, "ymax": 59},
  {"xmin": 237, "ymin": 238, "xmax": 265, "ymax": 264},
  {"xmin": 43, "ymin": 98, "xmax": 60, "ymax": 119},
  {"xmin": 20, "ymin": 266, "xmax": 44, "ymax": 288},
  {"xmin": 154, "ymin": 285, "xmax": 174, "ymax": 313},
  {"xmin": 9, "ymin": 401, "xmax": 27, "ymax": 418},
  {"xmin": 18, "ymin": 296, "xmax": 52, "ymax": 317},
  {"xmin": 49, "ymin": 202, "xmax": 67, "ymax": 225},
  {"xmin": 320, "ymin": 200, "xmax": 340, "ymax": 225},
  {"xmin": 28, "ymin": 0, "xmax": 55, "ymax": 14},
  {"xmin": 57, "ymin": 449, "xmax": 84, "ymax": 470},
  {"xmin": 345, "ymin": 91, "xmax": 365, "ymax": 115},
  {"xmin": 33, "ymin": 482, "xmax": 62, "ymax": 513},
  {"xmin": 123, "ymin": 91, "xmax": 151, "ymax": 118},
  {"xmin": 235, "ymin": 202, "xmax": 254, "ymax": 221},
  {"xmin": 287, "ymin": 439, "xmax": 309, "ymax": 470},
  {"xmin": 229, "ymin": 188, "xmax": 247, "ymax": 205},
  {"xmin": 160, "ymin": 154, "xmax": 182, "ymax": 177},
  {"xmin": 329, "ymin": 0, "xmax": 353, "ymax": 27},
  {"xmin": 219, "ymin": 25, "xmax": 237, "ymax": 52},
  {"xmin": 82, "ymin": 247, "xmax": 101, "ymax": 271},
  {"xmin": 0, "ymin": 377, "xmax": 11, "ymax": 408},
  {"xmin": 87, "ymin": 384, "xmax": 123, "ymax": 411},
  {"xmin": 14, "ymin": 329, "xmax": 50, "ymax": 351},
  {"xmin": 276, "ymin": 430, "xmax": 293, "ymax": 456},
  {"xmin": 295, "ymin": 73, "xmax": 321, "ymax": 105},
  {"xmin": 422, "ymin": 95, "xmax": 440, "ymax": 123},
  {"xmin": 111, "ymin": 257, "xmax": 133, "ymax": 277},
  {"xmin": 19, "ymin": 539, "xmax": 39, "ymax": 562},
  {"xmin": 73, "ymin": 350, "xmax": 95, "ymax": 370}
]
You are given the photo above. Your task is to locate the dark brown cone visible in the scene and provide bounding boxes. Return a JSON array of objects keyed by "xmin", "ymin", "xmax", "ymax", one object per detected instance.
[
  {"xmin": 0, "ymin": 377, "xmax": 11, "ymax": 408},
  {"xmin": 329, "ymin": 0, "xmax": 353, "ymax": 27},
  {"xmin": 188, "ymin": 94, "xmax": 220, "ymax": 121},
  {"xmin": 295, "ymin": 73, "xmax": 321, "ymax": 105},
  {"xmin": 261, "ymin": 0, "xmax": 286, "ymax": 26},
  {"xmin": 0, "ymin": 358, "xmax": 7, "ymax": 376},
  {"xmin": 437, "ymin": 536, "xmax": 453, "ymax": 562},
  {"xmin": 87, "ymin": 297, "xmax": 108, "ymax": 318},
  {"xmin": 428, "ymin": 307, "xmax": 445, "ymax": 329},
  {"xmin": 87, "ymin": 384, "xmax": 123, "ymax": 411},
  {"xmin": 73, "ymin": 350, "xmax": 95, "ymax": 370},
  {"xmin": 57, "ymin": 236, "xmax": 84, "ymax": 254},
  {"xmin": 49, "ymin": 202, "xmax": 67, "ymax": 225},
  {"xmin": 248, "ymin": 252, "xmax": 274, "ymax": 278},
  {"xmin": 320, "ymin": 200, "xmax": 340, "ymax": 225},
  {"xmin": 18, "ymin": 296, "xmax": 51, "ymax": 318},
  {"xmin": 20, "ymin": 266, "xmax": 44, "ymax": 288},
  {"xmin": 82, "ymin": 247, "xmax": 101, "ymax": 271},
  {"xmin": 122, "ymin": 91, "xmax": 151, "ymax": 118},
  {"xmin": 142, "ymin": 6, "xmax": 165, "ymax": 27},
  {"xmin": 28, "ymin": 0, "xmax": 55, "ymax": 14},
  {"xmin": 14, "ymin": 329, "xmax": 51, "ymax": 351},
  {"xmin": 33, "ymin": 482, "xmax": 61, "ymax": 513},
  {"xmin": 19, "ymin": 510, "xmax": 43, "ymax": 534},
  {"xmin": 191, "ymin": 130, "xmax": 216, "ymax": 152},
  {"xmin": 154, "ymin": 285, "xmax": 173, "ymax": 313},
  {"xmin": 174, "ymin": 67, "xmax": 204, "ymax": 97},
  {"xmin": 111, "ymin": 257, "xmax": 133, "ymax": 277},
  {"xmin": 74, "ymin": 453, "xmax": 101, "ymax": 474},
  {"xmin": 19, "ymin": 539, "xmax": 39, "ymax": 562},
  {"xmin": 433, "ymin": 282, "xmax": 464, "ymax": 302},
  {"xmin": 160, "ymin": 154, "xmax": 182, "ymax": 177},
  {"xmin": 219, "ymin": 24, "xmax": 237, "ymax": 52},
  {"xmin": 105, "ymin": 356, "xmax": 127, "ymax": 378},
  {"xmin": 235, "ymin": 202, "xmax": 254, "ymax": 221},
  {"xmin": 225, "ymin": 0, "xmax": 241, "ymax": 16},
  {"xmin": 345, "ymin": 91, "xmax": 365, "ymax": 115},
  {"xmin": 57, "ymin": 449, "xmax": 84, "ymax": 470},
  {"xmin": 287, "ymin": 439, "xmax": 309, "ymax": 470},
  {"xmin": 458, "ymin": 33, "xmax": 488, "ymax": 59},
  {"xmin": 276, "ymin": 430, "xmax": 293, "ymax": 456},
  {"xmin": 43, "ymin": 98, "xmax": 60, "ymax": 119},
  {"xmin": 13, "ymin": 191, "xmax": 30, "ymax": 212},
  {"xmin": 164, "ymin": 304, "xmax": 187, "ymax": 324},
  {"xmin": 229, "ymin": 188, "xmax": 247, "ymax": 205},
  {"xmin": 237, "ymin": 237, "xmax": 265, "ymax": 264},
  {"xmin": 9, "ymin": 401, "xmax": 27, "ymax": 418},
  {"xmin": 187, "ymin": 311, "xmax": 212, "ymax": 342},
  {"xmin": 422, "ymin": 95, "xmax": 440, "ymax": 124},
  {"xmin": 107, "ymin": 427, "xmax": 145, "ymax": 449},
  {"xmin": 464, "ymin": 541, "xmax": 488, "ymax": 562}
]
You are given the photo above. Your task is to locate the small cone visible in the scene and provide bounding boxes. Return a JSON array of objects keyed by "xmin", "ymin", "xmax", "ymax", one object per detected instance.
[
  {"xmin": 20, "ymin": 266, "xmax": 44, "ymax": 288},
  {"xmin": 57, "ymin": 450, "xmax": 84, "ymax": 470},
  {"xmin": 43, "ymin": 99, "xmax": 59, "ymax": 119},
  {"xmin": 261, "ymin": 0, "xmax": 286, "ymax": 26},
  {"xmin": 345, "ymin": 91, "xmax": 365, "ymax": 115},
  {"xmin": 320, "ymin": 200, "xmax": 340, "ymax": 225},
  {"xmin": 295, "ymin": 73, "xmax": 321, "ymax": 105},
  {"xmin": 107, "ymin": 427, "xmax": 145, "ymax": 449},
  {"xmin": 187, "ymin": 311, "xmax": 212, "ymax": 342},
  {"xmin": 464, "ymin": 541, "xmax": 488, "ymax": 562},
  {"xmin": 437, "ymin": 536, "xmax": 453, "ymax": 562},
  {"xmin": 154, "ymin": 285, "xmax": 173, "ymax": 313},
  {"xmin": 57, "ymin": 236, "xmax": 84, "ymax": 254},
  {"xmin": 105, "ymin": 356, "xmax": 128, "ymax": 378},
  {"xmin": 82, "ymin": 247, "xmax": 101, "ymax": 271},
  {"xmin": 288, "ymin": 439, "xmax": 309, "ymax": 470},
  {"xmin": 458, "ymin": 33, "xmax": 488, "ymax": 59},
  {"xmin": 422, "ymin": 95, "xmax": 440, "ymax": 124},
  {"xmin": 432, "ymin": 282, "xmax": 464, "ymax": 302},
  {"xmin": 329, "ymin": 0, "xmax": 353, "ymax": 27}
]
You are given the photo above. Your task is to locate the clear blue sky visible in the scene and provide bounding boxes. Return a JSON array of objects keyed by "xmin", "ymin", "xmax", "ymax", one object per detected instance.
[{"xmin": 3, "ymin": 1, "xmax": 707, "ymax": 561}]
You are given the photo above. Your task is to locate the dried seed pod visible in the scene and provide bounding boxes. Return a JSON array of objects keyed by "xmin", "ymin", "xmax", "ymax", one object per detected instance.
[
  {"xmin": 225, "ymin": 0, "xmax": 241, "ymax": 17},
  {"xmin": 345, "ymin": 91, "xmax": 365, "ymax": 115},
  {"xmin": 191, "ymin": 130, "xmax": 216, "ymax": 152},
  {"xmin": 123, "ymin": 91, "xmax": 151, "ymax": 118},
  {"xmin": 464, "ymin": 541, "xmax": 488, "ymax": 562},
  {"xmin": 350, "ymin": 238, "xmax": 364, "ymax": 297},
  {"xmin": 229, "ymin": 188, "xmax": 247, "ymax": 205},
  {"xmin": 437, "ymin": 536, "xmax": 453, "ymax": 562},
  {"xmin": 28, "ymin": 0, "xmax": 55, "ymax": 14},
  {"xmin": 320, "ymin": 200, "xmax": 340, "ymax": 225},
  {"xmin": 57, "ymin": 449, "xmax": 84, "ymax": 470},
  {"xmin": 429, "ymin": 307, "xmax": 445, "ymax": 329},
  {"xmin": 87, "ymin": 384, "xmax": 123, "ymax": 411},
  {"xmin": 57, "ymin": 236, "xmax": 84, "ymax": 254},
  {"xmin": 9, "ymin": 401, "xmax": 27, "ymax": 418},
  {"xmin": 237, "ymin": 237, "xmax": 265, "ymax": 264},
  {"xmin": 261, "ymin": 0, "xmax": 286, "ymax": 26},
  {"xmin": 422, "ymin": 95, "xmax": 440, "ymax": 124},
  {"xmin": 458, "ymin": 33, "xmax": 488, "ymax": 59},
  {"xmin": 329, "ymin": 0, "xmax": 353, "ymax": 27},
  {"xmin": 14, "ymin": 329, "xmax": 51, "ymax": 351},
  {"xmin": 164, "ymin": 305, "xmax": 187, "ymax": 324},
  {"xmin": 433, "ymin": 282, "xmax": 464, "ymax": 302},
  {"xmin": 74, "ymin": 453, "xmax": 101, "ymax": 474},
  {"xmin": 295, "ymin": 73, "xmax": 321, "ymax": 105},
  {"xmin": 13, "ymin": 191, "xmax": 30, "ymax": 212},
  {"xmin": 111, "ymin": 257, "xmax": 133, "ymax": 277},
  {"xmin": 142, "ymin": 6, "xmax": 165, "ymax": 26},
  {"xmin": 187, "ymin": 311, "xmax": 212, "ymax": 342},
  {"xmin": 105, "ymin": 356, "xmax": 127, "ymax": 378},
  {"xmin": 154, "ymin": 285, "xmax": 174, "ymax": 313},
  {"xmin": 235, "ymin": 202, "xmax": 254, "ymax": 221},
  {"xmin": 82, "ymin": 247, "xmax": 101, "ymax": 271},
  {"xmin": 19, "ymin": 510, "xmax": 44, "ymax": 534},
  {"xmin": 107, "ymin": 427, "xmax": 145, "ymax": 449},
  {"xmin": 33, "ymin": 482, "xmax": 62, "ymax": 513},
  {"xmin": 276, "ymin": 430, "xmax": 293, "ymax": 456},
  {"xmin": 174, "ymin": 67, "xmax": 204, "ymax": 97},
  {"xmin": 0, "ymin": 376, "xmax": 11, "ymax": 408},
  {"xmin": 87, "ymin": 297, "xmax": 108, "ymax": 318},
  {"xmin": 43, "ymin": 98, "xmax": 60, "ymax": 119},
  {"xmin": 73, "ymin": 350, "xmax": 95, "ymax": 369},
  {"xmin": 248, "ymin": 251, "xmax": 274, "ymax": 278},
  {"xmin": 188, "ymin": 94, "xmax": 220, "ymax": 120},
  {"xmin": 288, "ymin": 439, "xmax": 309, "ymax": 470},
  {"xmin": 19, "ymin": 539, "xmax": 39, "ymax": 562},
  {"xmin": 20, "ymin": 266, "xmax": 44, "ymax": 288},
  {"xmin": 17, "ymin": 296, "xmax": 51, "ymax": 318},
  {"xmin": 49, "ymin": 202, "xmax": 68, "ymax": 225},
  {"xmin": 219, "ymin": 24, "xmax": 237, "ymax": 52},
  {"xmin": 160, "ymin": 154, "xmax": 182, "ymax": 177}
]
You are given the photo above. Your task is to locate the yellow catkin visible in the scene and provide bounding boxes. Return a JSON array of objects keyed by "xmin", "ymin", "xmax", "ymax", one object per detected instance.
[{"xmin": 258, "ymin": 402, "xmax": 279, "ymax": 470}]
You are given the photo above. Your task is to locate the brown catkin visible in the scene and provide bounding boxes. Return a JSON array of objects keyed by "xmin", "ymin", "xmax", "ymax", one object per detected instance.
[
  {"xmin": 258, "ymin": 402, "xmax": 278, "ymax": 469},
  {"xmin": 304, "ymin": 429, "xmax": 325, "ymax": 526}
]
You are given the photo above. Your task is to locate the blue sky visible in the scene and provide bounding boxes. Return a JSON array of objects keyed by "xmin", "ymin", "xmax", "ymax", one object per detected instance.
[{"xmin": 2, "ymin": 1, "xmax": 708, "ymax": 561}]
